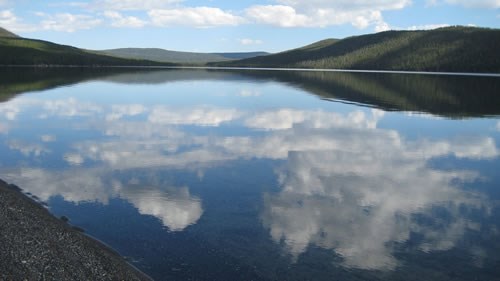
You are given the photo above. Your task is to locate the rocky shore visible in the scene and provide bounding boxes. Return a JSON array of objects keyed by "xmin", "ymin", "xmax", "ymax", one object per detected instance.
[{"xmin": 0, "ymin": 179, "xmax": 152, "ymax": 280}]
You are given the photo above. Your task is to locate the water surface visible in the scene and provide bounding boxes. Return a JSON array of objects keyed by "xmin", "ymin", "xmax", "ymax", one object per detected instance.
[{"xmin": 1, "ymin": 68, "xmax": 499, "ymax": 280}]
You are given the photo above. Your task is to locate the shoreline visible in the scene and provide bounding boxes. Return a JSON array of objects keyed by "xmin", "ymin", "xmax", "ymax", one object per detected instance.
[
  {"xmin": 0, "ymin": 179, "xmax": 152, "ymax": 280},
  {"xmin": 1, "ymin": 65, "xmax": 500, "ymax": 77}
]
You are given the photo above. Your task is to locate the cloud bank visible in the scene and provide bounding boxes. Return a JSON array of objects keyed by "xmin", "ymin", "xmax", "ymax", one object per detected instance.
[{"xmin": 1, "ymin": 0, "xmax": 492, "ymax": 34}]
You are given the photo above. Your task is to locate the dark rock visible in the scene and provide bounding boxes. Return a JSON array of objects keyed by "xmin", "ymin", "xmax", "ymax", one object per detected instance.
[{"xmin": 0, "ymin": 179, "xmax": 152, "ymax": 281}]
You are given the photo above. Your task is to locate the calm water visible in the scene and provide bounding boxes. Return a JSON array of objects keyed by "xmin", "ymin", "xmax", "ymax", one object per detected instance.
[{"xmin": 1, "ymin": 68, "xmax": 500, "ymax": 280}]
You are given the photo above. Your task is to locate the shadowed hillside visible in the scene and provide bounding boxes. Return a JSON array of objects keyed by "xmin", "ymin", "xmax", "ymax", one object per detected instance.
[{"xmin": 212, "ymin": 27, "xmax": 500, "ymax": 73}]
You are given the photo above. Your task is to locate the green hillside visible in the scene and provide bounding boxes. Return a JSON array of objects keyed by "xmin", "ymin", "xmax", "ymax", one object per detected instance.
[
  {"xmin": 0, "ymin": 28, "xmax": 174, "ymax": 66},
  {"xmin": 97, "ymin": 48, "xmax": 269, "ymax": 64},
  {"xmin": 212, "ymin": 26, "xmax": 500, "ymax": 73}
]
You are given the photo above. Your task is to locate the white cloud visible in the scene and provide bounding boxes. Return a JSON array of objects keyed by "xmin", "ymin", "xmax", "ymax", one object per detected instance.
[
  {"xmin": 238, "ymin": 38, "xmax": 263, "ymax": 45},
  {"xmin": 41, "ymin": 98, "xmax": 102, "ymax": 117},
  {"xmin": 496, "ymin": 121, "xmax": 500, "ymax": 131},
  {"xmin": 148, "ymin": 106, "xmax": 241, "ymax": 126},
  {"xmin": 407, "ymin": 23, "xmax": 451, "ymax": 30},
  {"xmin": 444, "ymin": 0, "xmax": 500, "ymax": 8},
  {"xmin": 64, "ymin": 153, "xmax": 85, "ymax": 166},
  {"xmin": 276, "ymin": 0, "xmax": 411, "ymax": 10},
  {"xmin": 245, "ymin": 5, "xmax": 310, "ymax": 27},
  {"xmin": 43, "ymin": 103, "xmax": 496, "ymax": 173},
  {"xmin": 262, "ymin": 161, "xmax": 485, "ymax": 269},
  {"xmin": 239, "ymin": 89, "xmax": 261, "ymax": 97},
  {"xmin": 8, "ymin": 140, "xmax": 49, "ymax": 157},
  {"xmin": 2, "ymin": 93, "xmax": 497, "ymax": 246},
  {"xmin": 4, "ymin": 166, "xmax": 204, "ymax": 231},
  {"xmin": 415, "ymin": 137, "xmax": 498, "ymax": 159},
  {"xmin": 375, "ymin": 21, "xmax": 391, "ymax": 32},
  {"xmin": 103, "ymin": 10, "xmax": 146, "ymax": 28},
  {"xmin": 246, "ymin": 0, "xmax": 408, "ymax": 29},
  {"xmin": 0, "ymin": 10, "xmax": 36, "ymax": 32},
  {"xmin": 5, "ymin": 168, "xmax": 111, "ymax": 203},
  {"xmin": 0, "ymin": 100, "xmax": 21, "ymax": 120},
  {"xmin": 123, "ymin": 186, "xmax": 203, "ymax": 231},
  {"xmin": 2, "ymin": 0, "xmax": 496, "ymax": 35},
  {"xmin": 149, "ymin": 7, "xmax": 245, "ymax": 28},
  {"xmin": 260, "ymin": 131, "xmax": 493, "ymax": 269},
  {"xmin": 1, "ymin": 98, "xmax": 102, "ymax": 120},
  {"xmin": 102, "ymin": 120, "xmax": 185, "ymax": 141},
  {"xmin": 2, "ymin": 0, "xmax": 448, "ymax": 33},
  {"xmin": 76, "ymin": 140, "xmax": 232, "ymax": 170},
  {"xmin": 90, "ymin": 0, "xmax": 182, "ymax": 11},
  {"xmin": 40, "ymin": 13, "xmax": 102, "ymax": 32},
  {"xmin": 106, "ymin": 104, "xmax": 147, "ymax": 121},
  {"xmin": 47, "ymin": 2, "xmax": 88, "ymax": 8},
  {"xmin": 40, "ymin": 135, "xmax": 56, "ymax": 142},
  {"xmin": 3, "ymin": 92, "xmax": 498, "ymax": 244},
  {"xmin": 245, "ymin": 109, "xmax": 384, "ymax": 131},
  {"xmin": 424, "ymin": 0, "xmax": 500, "ymax": 8}
]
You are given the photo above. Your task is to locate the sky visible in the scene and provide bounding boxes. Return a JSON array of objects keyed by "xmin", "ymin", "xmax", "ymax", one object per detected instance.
[{"xmin": 0, "ymin": 0, "xmax": 499, "ymax": 52}]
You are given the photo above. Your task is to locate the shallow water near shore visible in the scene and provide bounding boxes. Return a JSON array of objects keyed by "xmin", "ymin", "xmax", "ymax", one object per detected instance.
[{"xmin": 1, "ymin": 68, "xmax": 500, "ymax": 280}]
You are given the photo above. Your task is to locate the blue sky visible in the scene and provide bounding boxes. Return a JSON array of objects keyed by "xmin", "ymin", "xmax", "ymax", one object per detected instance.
[{"xmin": 0, "ymin": 0, "xmax": 498, "ymax": 52}]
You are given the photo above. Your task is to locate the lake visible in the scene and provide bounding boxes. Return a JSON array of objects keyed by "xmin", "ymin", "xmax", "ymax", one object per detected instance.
[{"xmin": 1, "ymin": 68, "xmax": 500, "ymax": 280}]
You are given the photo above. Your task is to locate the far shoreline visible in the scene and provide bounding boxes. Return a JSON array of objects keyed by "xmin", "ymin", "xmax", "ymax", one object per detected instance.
[{"xmin": 1, "ymin": 64, "xmax": 500, "ymax": 77}]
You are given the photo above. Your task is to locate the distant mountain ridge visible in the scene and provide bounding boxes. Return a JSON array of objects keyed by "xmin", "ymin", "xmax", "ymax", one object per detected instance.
[
  {"xmin": 0, "ymin": 28, "xmax": 172, "ymax": 66},
  {"xmin": 212, "ymin": 26, "xmax": 500, "ymax": 73},
  {"xmin": 96, "ymin": 48, "xmax": 269, "ymax": 64},
  {"xmin": 0, "ymin": 27, "xmax": 268, "ymax": 65}
]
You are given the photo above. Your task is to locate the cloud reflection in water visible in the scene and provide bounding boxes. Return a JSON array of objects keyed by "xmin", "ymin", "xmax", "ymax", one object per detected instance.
[
  {"xmin": 4, "ymin": 167, "xmax": 204, "ymax": 231},
  {"xmin": 258, "ymin": 118, "xmax": 496, "ymax": 270},
  {"xmin": 121, "ymin": 185, "xmax": 203, "ymax": 232},
  {"xmin": 0, "ymin": 91, "xmax": 498, "ymax": 269}
]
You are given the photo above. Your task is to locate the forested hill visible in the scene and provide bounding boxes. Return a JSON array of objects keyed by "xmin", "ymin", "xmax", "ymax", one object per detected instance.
[
  {"xmin": 97, "ymin": 48, "xmax": 269, "ymax": 64},
  {"xmin": 211, "ymin": 27, "xmax": 500, "ymax": 73},
  {"xmin": 0, "ymin": 28, "xmax": 173, "ymax": 66}
]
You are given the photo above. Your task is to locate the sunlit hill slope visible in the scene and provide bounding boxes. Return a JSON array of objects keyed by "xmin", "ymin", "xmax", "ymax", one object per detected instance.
[{"xmin": 211, "ymin": 26, "xmax": 500, "ymax": 73}]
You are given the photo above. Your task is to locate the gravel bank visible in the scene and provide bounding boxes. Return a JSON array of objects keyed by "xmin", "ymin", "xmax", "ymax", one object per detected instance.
[{"xmin": 0, "ymin": 179, "xmax": 152, "ymax": 280}]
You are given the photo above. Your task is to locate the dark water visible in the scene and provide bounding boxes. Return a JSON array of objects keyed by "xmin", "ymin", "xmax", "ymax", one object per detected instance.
[{"xmin": 1, "ymin": 68, "xmax": 500, "ymax": 280}]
